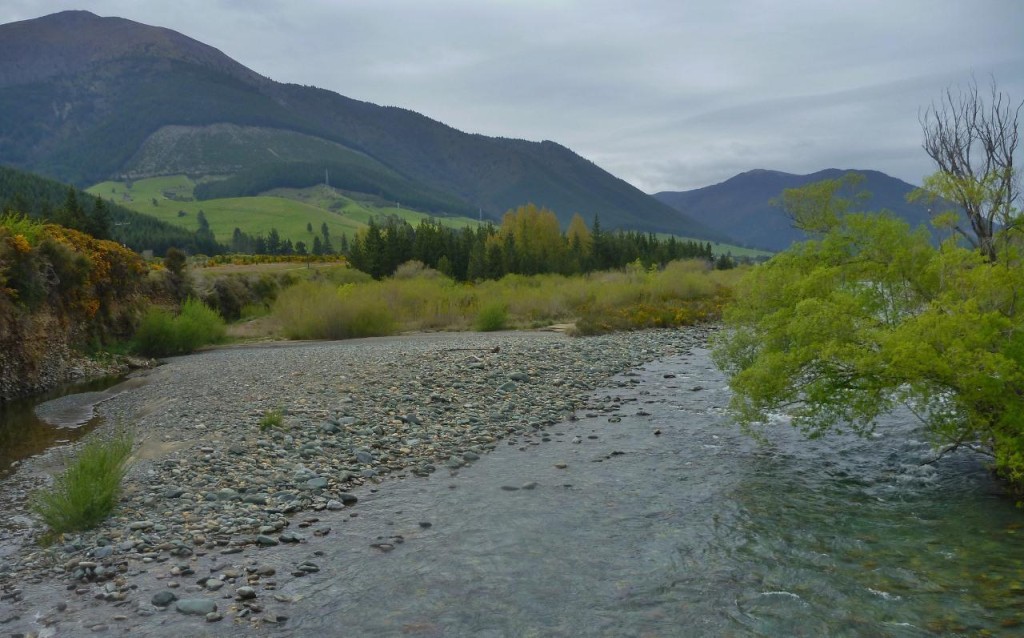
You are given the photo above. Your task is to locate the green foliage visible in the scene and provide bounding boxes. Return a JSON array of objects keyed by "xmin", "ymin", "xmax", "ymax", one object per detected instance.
[
  {"xmin": 474, "ymin": 302, "xmax": 508, "ymax": 332},
  {"xmin": 773, "ymin": 172, "xmax": 868, "ymax": 235},
  {"xmin": 0, "ymin": 212, "xmax": 47, "ymax": 243},
  {"xmin": 132, "ymin": 308, "xmax": 177, "ymax": 355},
  {"xmin": 31, "ymin": 430, "xmax": 133, "ymax": 534},
  {"xmin": 0, "ymin": 221, "xmax": 148, "ymax": 345},
  {"xmin": 573, "ymin": 261, "xmax": 733, "ymax": 335},
  {"xmin": 259, "ymin": 409, "xmax": 284, "ymax": 431},
  {"xmin": 133, "ymin": 298, "xmax": 226, "ymax": 356},
  {"xmin": 713, "ymin": 179, "xmax": 1024, "ymax": 492},
  {"xmin": 273, "ymin": 281, "xmax": 398, "ymax": 340}
]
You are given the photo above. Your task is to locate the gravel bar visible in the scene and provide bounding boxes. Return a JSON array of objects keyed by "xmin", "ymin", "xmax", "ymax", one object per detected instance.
[{"xmin": 0, "ymin": 327, "xmax": 710, "ymax": 633}]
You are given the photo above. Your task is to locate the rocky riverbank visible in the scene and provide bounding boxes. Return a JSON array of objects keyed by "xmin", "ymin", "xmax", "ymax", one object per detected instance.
[
  {"xmin": 0, "ymin": 327, "xmax": 709, "ymax": 635},
  {"xmin": 0, "ymin": 309, "xmax": 151, "ymax": 404}
]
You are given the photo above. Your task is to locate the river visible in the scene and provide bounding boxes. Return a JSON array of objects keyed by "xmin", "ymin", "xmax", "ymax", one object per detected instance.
[
  {"xmin": 4, "ymin": 341, "xmax": 1022, "ymax": 637},
  {"xmin": 264, "ymin": 346, "xmax": 1023, "ymax": 637}
]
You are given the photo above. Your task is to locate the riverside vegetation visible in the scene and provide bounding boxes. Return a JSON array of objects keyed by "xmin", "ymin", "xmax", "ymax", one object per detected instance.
[
  {"xmin": 713, "ymin": 80, "xmax": 1024, "ymax": 495},
  {"xmin": 30, "ymin": 430, "xmax": 133, "ymax": 536}
]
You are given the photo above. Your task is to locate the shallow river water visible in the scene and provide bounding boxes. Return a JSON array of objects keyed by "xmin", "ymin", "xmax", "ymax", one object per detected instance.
[
  {"xmin": 0, "ymin": 375, "xmax": 127, "ymax": 479},
  {"xmin": 259, "ymin": 346, "xmax": 1024, "ymax": 637},
  {"xmin": 6, "ymin": 342, "xmax": 1023, "ymax": 637}
]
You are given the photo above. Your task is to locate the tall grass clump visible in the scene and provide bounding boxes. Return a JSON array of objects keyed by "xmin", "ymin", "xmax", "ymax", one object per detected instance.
[
  {"xmin": 32, "ymin": 431, "xmax": 133, "ymax": 534},
  {"xmin": 134, "ymin": 298, "xmax": 226, "ymax": 356},
  {"xmin": 259, "ymin": 408, "xmax": 284, "ymax": 431}
]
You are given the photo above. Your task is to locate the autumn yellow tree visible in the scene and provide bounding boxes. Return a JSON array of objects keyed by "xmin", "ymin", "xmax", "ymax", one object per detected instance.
[
  {"xmin": 497, "ymin": 204, "xmax": 566, "ymax": 274},
  {"xmin": 565, "ymin": 212, "xmax": 592, "ymax": 272}
]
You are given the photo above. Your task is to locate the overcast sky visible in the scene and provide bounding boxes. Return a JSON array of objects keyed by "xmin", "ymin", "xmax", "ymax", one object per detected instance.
[{"xmin": 2, "ymin": 0, "xmax": 1022, "ymax": 192}]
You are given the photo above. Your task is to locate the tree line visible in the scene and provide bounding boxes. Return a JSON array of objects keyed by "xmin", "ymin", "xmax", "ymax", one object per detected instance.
[{"xmin": 344, "ymin": 204, "xmax": 728, "ymax": 281}]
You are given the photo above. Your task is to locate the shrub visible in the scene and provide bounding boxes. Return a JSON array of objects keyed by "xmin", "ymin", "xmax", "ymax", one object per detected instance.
[
  {"xmin": 270, "ymin": 261, "xmax": 731, "ymax": 339},
  {"xmin": 133, "ymin": 307, "xmax": 177, "ymax": 355},
  {"xmin": 274, "ymin": 281, "xmax": 397, "ymax": 340},
  {"xmin": 205, "ymin": 276, "xmax": 249, "ymax": 321},
  {"xmin": 32, "ymin": 430, "xmax": 133, "ymax": 533},
  {"xmin": 474, "ymin": 302, "xmax": 508, "ymax": 331},
  {"xmin": 393, "ymin": 260, "xmax": 443, "ymax": 280},
  {"xmin": 175, "ymin": 297, "xmax": 226, "ymax": 347},
  {"xmin": 133, "ymin": 298, "xmax": 225, "ymax": 356}
]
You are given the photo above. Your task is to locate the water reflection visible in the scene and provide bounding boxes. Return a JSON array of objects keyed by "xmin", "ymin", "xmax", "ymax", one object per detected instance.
[{"xmin": 0, "ymin": 375, "xmax": 124, "ymax": 477}]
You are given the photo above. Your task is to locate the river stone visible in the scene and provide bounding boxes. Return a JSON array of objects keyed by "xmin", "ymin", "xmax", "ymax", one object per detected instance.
[
  {"xmin": 305, "ymin": 477, "xmax": 329, "ymax": 490},
  {"xmin": 206, "ymin": 578, "xmax": 225, "ymax": 591},
  {"xmin": 279, "ymin": 531, "xmax": 303, "ymax": 543},
  {"xmin": 236, "ymin": 586, "xmax": 257, "ymax": 600},
  {"xmin": 355, "ymin": 451, "xmax": 375, "ymax": 464},
  {"xmin": 175, "ymin": 599, "xmax": 217, "ymax": 615},
  {"xmin": 256, "ymin": 535, "xmax": 279, "ymax": 547},
  {"xmin": 151, "ymin": 591, "xmax": 178, "ymax": 607},
  {"xmin": 338, "ymin": 493, "xmax": 358, "ymax": 505}
]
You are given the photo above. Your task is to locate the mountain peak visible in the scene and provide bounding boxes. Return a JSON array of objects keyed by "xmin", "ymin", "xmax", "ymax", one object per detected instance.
[
  {"xmin": 654, "ymin": 168, "xmax": 938, "ymax": 251},
  {"xmin": 0, "ymin": 10, "xmax": 265, "ymax": 88}
]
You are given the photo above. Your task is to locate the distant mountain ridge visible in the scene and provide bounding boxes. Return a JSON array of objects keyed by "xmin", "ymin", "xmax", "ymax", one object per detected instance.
[
  {"xmin": 0, "ymin": 11, "xmax": 719, "ymax": 239},
  {"xmin": 654, "ymin": 168, "xmax": 945, "ymax": 251}
]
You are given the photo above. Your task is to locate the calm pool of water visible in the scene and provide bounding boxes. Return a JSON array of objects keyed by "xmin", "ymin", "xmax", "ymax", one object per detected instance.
[{"xmin": 0, "ymin": 375, "xmax": 125, "ymax": 478}]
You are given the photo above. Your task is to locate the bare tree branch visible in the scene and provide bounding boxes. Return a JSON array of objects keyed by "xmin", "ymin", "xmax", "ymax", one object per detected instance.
[{"xmin": 920, "ymin": 77, "xmax": 1022, "ymax": 262}]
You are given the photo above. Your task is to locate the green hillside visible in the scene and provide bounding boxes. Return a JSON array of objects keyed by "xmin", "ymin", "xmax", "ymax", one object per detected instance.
[
  {"xmin": 0, "ymin": 11, "xmax": 721, "ymax": 241},
  {"xmin": 127, "ymin": 124, "xmax": 476, "ymax": 217},
  {"xmin": 86, "ymin": 176, "xmax": 483, "ymax": 246},
  {"xmin": 0, "ymin": 165, "xmax": 217, "ymax": 254}
]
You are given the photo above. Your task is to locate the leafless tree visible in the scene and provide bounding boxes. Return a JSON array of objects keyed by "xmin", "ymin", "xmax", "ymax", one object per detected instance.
[{"xmin": 920, "ymin": 78, "xmax": 1022, "ymax": 261}]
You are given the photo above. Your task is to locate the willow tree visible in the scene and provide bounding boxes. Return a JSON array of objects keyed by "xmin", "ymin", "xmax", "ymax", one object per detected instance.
[{"xmin": 712, "ymin": 181, "xmax": 1024, "ymax": 492}]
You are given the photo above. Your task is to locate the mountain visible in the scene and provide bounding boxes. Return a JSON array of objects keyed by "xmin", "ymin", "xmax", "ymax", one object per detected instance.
[
  {"xmin": 0, "ymin": 11, "xmax": 717, "ymax": 239},
  {"xmin": 654, "ymin": 169, "xmax": 946, "ymax": 251}
]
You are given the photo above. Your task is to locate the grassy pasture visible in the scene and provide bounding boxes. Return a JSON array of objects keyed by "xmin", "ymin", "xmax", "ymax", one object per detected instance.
[
  {"xmin": 87, "ymin": 176, "xmax": 483, "ymax": 247},
  {"xmin": 88, "ymin": 176, "xmax": 363, "ymax": 246}
]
